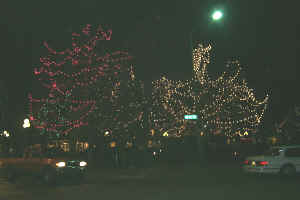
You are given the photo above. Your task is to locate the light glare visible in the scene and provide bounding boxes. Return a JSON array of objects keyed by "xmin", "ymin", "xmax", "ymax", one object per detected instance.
[
  {"xmin": 212, "ymin": 10, "xmax": 223, "ymax": 21},
  {"xmin": 56, "ymin": 162, "xmax": 66, "ymax": 167}
]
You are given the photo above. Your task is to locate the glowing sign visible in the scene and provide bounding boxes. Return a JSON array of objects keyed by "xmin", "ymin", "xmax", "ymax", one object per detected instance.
[{"xmin": 184, "ymin": 115, "xmax": 198, "ymax": 120}]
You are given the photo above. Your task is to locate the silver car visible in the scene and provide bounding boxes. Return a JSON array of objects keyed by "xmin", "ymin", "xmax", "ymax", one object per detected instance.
[{"xmin": 242, "ymin": 145, "xmax": 300, "ymax": 176}]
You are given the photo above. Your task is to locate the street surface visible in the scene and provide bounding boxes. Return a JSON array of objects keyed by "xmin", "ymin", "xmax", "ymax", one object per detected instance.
[{"xmin": 0, "ymin": 163, "xmax": 299, "ymax": 200}]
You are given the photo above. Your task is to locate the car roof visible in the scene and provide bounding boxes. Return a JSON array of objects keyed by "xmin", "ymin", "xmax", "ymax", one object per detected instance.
[{"xmin": 274, "ymin": 145, "xmax": 300, "ymax": 149}]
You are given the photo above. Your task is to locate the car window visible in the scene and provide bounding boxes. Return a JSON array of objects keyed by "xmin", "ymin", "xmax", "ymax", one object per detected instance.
[
  {"xmin": 264, "ymin": 148, "xmax": 280, "ymax": 156},
  {"xmin": 285, "ymin": 148, "xmax": 300, "ymax": 157},
  {"xmin": 45, "ymin": 147, "xmax": 65, "ymax": 158},
  {"xmin": 45, "ymin": 147, "xmax": 82, "ymax": 158},
  {"xmin": 32, "ymin": 150, "xmax": 41, "ymax": 158}
]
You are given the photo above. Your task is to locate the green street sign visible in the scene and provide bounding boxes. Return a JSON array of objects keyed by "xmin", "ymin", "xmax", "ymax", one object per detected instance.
[{"xmin": 184, "ymin": 115, "xmax": 198, "ymax": 120}]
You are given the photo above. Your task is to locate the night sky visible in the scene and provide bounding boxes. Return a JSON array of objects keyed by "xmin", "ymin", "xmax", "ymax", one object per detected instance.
[{"xmin": 0, "ymin": 0, "xmax": 298, "ymax": 127}]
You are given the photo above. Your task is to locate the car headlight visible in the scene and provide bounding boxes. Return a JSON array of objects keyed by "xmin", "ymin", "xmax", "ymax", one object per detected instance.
[
  {"xmin": 56, "ymin": 161, "xmax": 66, "ymax": 167},
  {"xmin": 80, "ymin": 161, "xmax": 87, "ymax": 167}
]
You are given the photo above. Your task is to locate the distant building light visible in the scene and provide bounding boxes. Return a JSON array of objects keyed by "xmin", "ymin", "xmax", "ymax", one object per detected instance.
[
  {"xmin": 110, "ymin": 141, "xmax": 116, "ymax": 148},
  {"xmin": 3, "ymin": 130, "xmax": 10, "ymax": 137},
  {"xmin": 23, "ymin": 118, "xmax": 31, "ymax": 128}
]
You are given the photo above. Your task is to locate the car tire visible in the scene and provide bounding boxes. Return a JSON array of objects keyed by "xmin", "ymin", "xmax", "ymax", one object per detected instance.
[
  {"xmin": 5, "ymin": 167, "xmax": 17, "ymax": 183},
  {"xmin": 79, "ymin": 173, "xmax": 86, "ymax": 179},
  {"xmin": 280, "ymin": 164, "xmax": 296, "ymax": 177}
]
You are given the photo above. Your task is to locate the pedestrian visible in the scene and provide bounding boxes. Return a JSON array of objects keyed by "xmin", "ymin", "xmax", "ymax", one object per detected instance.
[{"xmin": 113, "ymin": 146, "xmax": 121, "ymax": 168}]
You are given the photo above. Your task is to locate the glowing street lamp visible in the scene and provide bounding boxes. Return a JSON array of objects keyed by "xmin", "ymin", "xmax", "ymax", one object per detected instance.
[
  {"xmin": 212, "ymin": 10, "xmax": 223, "ymax": 21},
  {"xmin": 23, "ymin": 118, "xmax": 31, "ymax": 128}
]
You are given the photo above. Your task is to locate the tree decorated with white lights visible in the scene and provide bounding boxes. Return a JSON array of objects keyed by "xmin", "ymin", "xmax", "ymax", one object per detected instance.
[
  {"xmin": 29, "ymin": 24, "xmax": 133, "ymax": 139},
  {"xmin": 151, "ymin": 77, "xmax": 194, "ymax": 137},
  {"xmin": 151, "ymin": 44, "xmax": 269, "ymax": 137}
]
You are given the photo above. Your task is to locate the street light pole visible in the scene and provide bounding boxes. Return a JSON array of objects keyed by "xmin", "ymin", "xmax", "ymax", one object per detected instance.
[{"xmin": 188, "ymin": 9, "xmax": 224, "ymax": 162}]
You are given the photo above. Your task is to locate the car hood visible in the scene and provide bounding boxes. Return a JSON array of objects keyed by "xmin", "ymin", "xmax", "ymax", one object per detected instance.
[
  {"xmin": 54, "ymin": 157, "xmax": 85, "ymax": 161},
  {"xmin": 47, "ymin": 154, "xmax": 86, "ymax": 162},
  {"xmin": 246, "ymin": 155, "xmax": 274, "ymax": 161}
]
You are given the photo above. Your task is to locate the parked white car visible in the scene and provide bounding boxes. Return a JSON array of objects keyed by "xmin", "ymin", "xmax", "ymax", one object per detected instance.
[{"xmin": 242, "ymin": 145, "xmax": 300, "ymax": 176}]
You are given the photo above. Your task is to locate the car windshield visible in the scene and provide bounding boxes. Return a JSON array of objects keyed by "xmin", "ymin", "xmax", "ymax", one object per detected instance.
[
  {"xmin": 264, "ymin": 148, "xmax": 281, "ymax": 156},
  {"xmin": 45, "ymin": 147, "xmax": 82, "ymax": 158}
]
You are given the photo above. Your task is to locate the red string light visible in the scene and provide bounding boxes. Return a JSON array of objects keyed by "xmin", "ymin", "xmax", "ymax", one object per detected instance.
[{"xmin": 28, "ymin": 24, "xmax": 132, "ymax": 135}]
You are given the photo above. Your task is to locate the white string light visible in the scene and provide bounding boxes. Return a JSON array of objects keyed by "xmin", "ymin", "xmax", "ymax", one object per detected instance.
[{"xmin": 150, "ymin": 44, "xmax": 269, "ymax": 137}]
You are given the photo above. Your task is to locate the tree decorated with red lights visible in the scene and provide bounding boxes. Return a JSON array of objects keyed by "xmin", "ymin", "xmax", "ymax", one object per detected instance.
[
  {"xmin": 29, "ymin": 24, "xmax": 133, "ymax": 138},
  {"xmin": 151, "ymin": 44, "xmax": 269, "ymax": 137}
]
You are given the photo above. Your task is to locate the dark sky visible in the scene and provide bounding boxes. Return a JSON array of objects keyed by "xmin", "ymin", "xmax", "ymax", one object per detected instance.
[{"xmin": 0, "ymin": 0, "xmax": 298, "ymax": 126}]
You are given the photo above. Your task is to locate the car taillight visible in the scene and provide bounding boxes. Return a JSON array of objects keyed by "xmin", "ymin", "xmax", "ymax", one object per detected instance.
[
  {"xmin": 243, "ymin": 160, "xmax": 249, "ymax": 165},
  {"xmin": 80, "ymin": 161, "xmax": 87, "ymax": 167},
  {"xmin": 258, "ymin": 161, "xmax": 269, "ymax": 166}
]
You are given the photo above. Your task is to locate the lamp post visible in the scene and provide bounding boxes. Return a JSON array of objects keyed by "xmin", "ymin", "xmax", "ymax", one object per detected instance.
[{"xmin": 188, "ymin": 9, "xmax": 225, "ymax": 162}]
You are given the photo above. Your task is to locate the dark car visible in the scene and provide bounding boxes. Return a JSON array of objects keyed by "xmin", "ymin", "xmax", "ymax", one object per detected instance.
[{"xmin": 0, "ymin": 145, "xmax": 88, "ymax": 185}]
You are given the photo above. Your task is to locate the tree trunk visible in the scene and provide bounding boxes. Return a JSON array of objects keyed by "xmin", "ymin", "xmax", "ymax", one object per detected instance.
[
  {"xmin": 69, "ymin": 136, "xmax": 76, "ymax": 152},
  {"xmin": 95, "ymin": 133, "xmax": 104, "ymax": 167},
  {"xmin": 196, "ymin": 135, "xmax": 208, "ymax": 162},
  {"xmin": 87, "ymin": 134, "xmax": 95, "ymax": 166}
]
